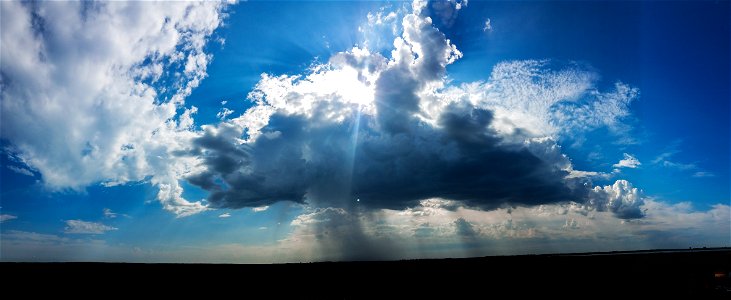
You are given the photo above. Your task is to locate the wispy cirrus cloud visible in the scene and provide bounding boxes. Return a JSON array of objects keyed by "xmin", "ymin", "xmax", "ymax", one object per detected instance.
[
  {"xmin": 692, "ymin": 171, "xmax": 715, "ymax": 178},
  {"xmin": 6, "ymin": 166, "xmax": 33, "ymax": 177},
  {"xmin": 651, "ymin": 142, "xmax": 714, "ymax": 178},
  {"xmin": 0, "ymin": 214, "xmax": 18, "ymax": 223},
  {"xmin": 64, "ymin": 220, "xmax": 117, "ymax": 235}
]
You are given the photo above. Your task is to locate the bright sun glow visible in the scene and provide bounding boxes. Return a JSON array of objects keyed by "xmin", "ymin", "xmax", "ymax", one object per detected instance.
[{"xmin": 326, "ymin": 67, "xmax": 376, "ymax": 106}]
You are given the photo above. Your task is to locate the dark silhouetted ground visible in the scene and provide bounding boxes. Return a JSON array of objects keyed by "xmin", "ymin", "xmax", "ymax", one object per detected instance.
[{"xmin": 3, "ymin": 248, "xmax": 729, "ymax": 297}]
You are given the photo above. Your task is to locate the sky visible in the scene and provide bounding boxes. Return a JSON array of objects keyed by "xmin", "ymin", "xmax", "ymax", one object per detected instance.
[{"xmin": 0, "ymin": 0, "xmax": 729, "ymax": 263}]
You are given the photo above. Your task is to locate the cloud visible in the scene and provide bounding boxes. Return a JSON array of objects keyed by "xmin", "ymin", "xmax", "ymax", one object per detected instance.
[
  {"xmin": 0, "ymin": 0, "xmax": 646, "ymax": 222},
  {"xmin": 651, "ymin": 143, "xmax": 714, "ymax": 177},
  {"xmin": 613, "ymin": 153, "xmax": 641, "ymax": 169},
  {"xmin": 252, "ymin": 206, "xmax": 269, "ymax": 212},
  {"xmin": 0, "ymin": 214, "xmax": 18, "ymax": 223},
  {"xmin": 692, "ymin": 171, "xmax": 715, "ymax": 178},
  {"xmin": 103, "ymin": 208, "xmax": 129, "ymax": 219},
  {"xmin": 288, "ymin": 207, "xmax": 399, "ymax": 261},
  {"xmin": 183, "ymin": 3, "xmax": 642, "ymax": 217},
  {"xmin": 454, "ymin": 218, "xmax": 479, "ymax": 237},
  {"xmin": 218, "ymin": 213, "xmax": 231, "ymax": 218},
  {"xmin": 3, "ymin": 199, "xmax": 727, "ymax": 262},
  {"xmin": 267, "ymin": 197, "xmax": 728, "ymax": 261},
  {"xmin": 217, "ymin": 108, "xmax": 234, "ymax": 120},
  {"xmin": 483, "ymin": 18, "xmax": 492, "ymax": 32},
  {"xmin": 64, "ymin": 220, "xmax": 117, "ymax": 234},
  {"xmin": 587, "ymin": 180, "xmax": 645, "ymax": 219},
  {"xmin": 0, "ymin": 230, "xmax": 135, "ymax": 262},
  {"xmin": 0, "ymin": 1, "xmax": 229, "ymax": 216},
  {"xmin": 441, "ymin": 61, "xmax": 638, "ymax": 139},
  {"xmin": 103, "ymin": 208, "xmax": 117, "ymax": 219},
  {"xmin": 7, "ymin": 166, "xmax": 33, "ymax": 177},
  {"xmin": 661, "ymin": 160, "xmax": 696, "ymax": 170}
]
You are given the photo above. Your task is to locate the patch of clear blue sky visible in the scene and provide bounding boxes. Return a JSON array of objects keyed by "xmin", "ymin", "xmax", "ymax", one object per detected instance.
[{"xmin": 1, "ymin": 1, "xmax": 728, "ymax": 241}]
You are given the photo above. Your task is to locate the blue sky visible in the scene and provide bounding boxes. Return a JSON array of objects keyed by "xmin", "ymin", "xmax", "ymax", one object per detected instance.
[{"xmin": 1, "ymin": 1, "xmax": 728, "ymax": 262}]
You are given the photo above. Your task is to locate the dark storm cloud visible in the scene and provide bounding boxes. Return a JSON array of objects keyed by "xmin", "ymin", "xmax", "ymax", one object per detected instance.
[
  {"xmin": 349, "ymin": 105, "xmax": 575, "ymax": 210},
  {"xmin": 187, "ymin": 102, "xmax": 577, "ymax": 211},
  {"xmin": 187, "ymin": 118, "xmax": 310, "ymax": 209}
]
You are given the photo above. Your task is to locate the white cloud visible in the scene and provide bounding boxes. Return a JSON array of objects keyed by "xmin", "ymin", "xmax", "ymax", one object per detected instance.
[
  {"xmin": 218, "ymin": 213, "xmax": 231, "ymax": 218},
  {"xmin": 651, "ymin": 143, "xmax": 714, "ymax": 177},
  {"xmin": 64, "ymin": 220, "xmax": 117, "ymax": 234},
  {"xmin": 252, "ymin": 206, "xmax": 269, "ymax": 212},
  {"xmin": 661, "ymin": 160, "xmax": 696, "ymax": 170},
  {"xmin": 7, "ymin": 166, "xmax": 33, "ymax": 176},
  {"xmin": 566, "ymin": 169, "xmax": 612, "ymax": 180},
  {"xmin": 0, "ymin": 214, "xmax": 18, "ymax": 223},
  {"xmin": 0, "ymin": 1, "xmax": 229, "ymax": 216},
  {"xmin": 587, "ymin": 180, "xmax": 645, "ymax": 219},
  {"xmin": 437, "ymin": 61, "xmax": 638, "ymax": 140},
  {"xmin": 692, "ymin": 171, "xmax": 715, "ymax": 178},
  {"xmin": 217, "ymin": 108, "xmax": 234, "ymax": 120},
  {"xmin": 483, "ymin": 18, "xmax": 492, "ymax": 31},
  {"xmin": 102, "ymin": 208, "xmax": 129, "ymax": 219},
  {"xmin": 613, "ymin": 153, "xmax": 641, "ymax": 169},
  {"xmin": 652, "ymin": 151, "xmax": 677, "ymax": 165},
  {"xmin": 103, "ymin": 208, "xmax": 117, "ymax": 219}
]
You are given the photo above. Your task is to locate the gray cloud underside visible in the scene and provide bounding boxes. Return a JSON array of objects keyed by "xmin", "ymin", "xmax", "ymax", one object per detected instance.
[{"xmin": 187, "ymin": 107, "xmax": 580, "ymax": 211}]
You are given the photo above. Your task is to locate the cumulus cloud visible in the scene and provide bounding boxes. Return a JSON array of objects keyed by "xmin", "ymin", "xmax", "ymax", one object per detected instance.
[
  {"xmin": 64, "ymin": 220, "xmax": 117, "ymax": 234},
  {"xmin": 1, "ymin": 214, "xmax": 18, "ymax": 223},
  {"xmin": 0, "ymin": 1, "xmax": 229, "ymax": 216},
  {"xmin": 587, "ymin": 180, "xmax": 645, "ymax": 219},
  {"xmin": 218, "ymin": 213, "xmax": 231, "ymax": 218},
  {"xmin": 613, "ymin": 153, "xmax": 641, "ymax": 169},
  {"xmin": 183, "ymin": 2, "xmax": 639, "ymax": 216}
]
